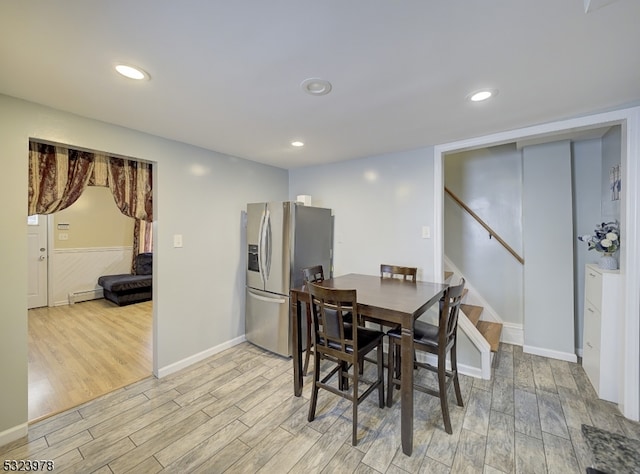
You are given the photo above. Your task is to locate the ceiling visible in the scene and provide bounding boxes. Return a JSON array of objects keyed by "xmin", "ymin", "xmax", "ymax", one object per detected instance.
[{"xmin": 1, "ymin": 1, "xmax": 639, "ymax": 169}]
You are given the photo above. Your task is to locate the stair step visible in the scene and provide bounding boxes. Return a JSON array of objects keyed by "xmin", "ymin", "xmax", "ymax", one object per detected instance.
[
  {"xmin": 460, "ymin": 304, "xmax": 483, "ymax": 326},
  {"xmin": 476, "ymin": 321, "xmax": 503, "ymax": 352},
  {"xmin": 444, "ymin": 271, "xmax": 453, "ymax": 281}
]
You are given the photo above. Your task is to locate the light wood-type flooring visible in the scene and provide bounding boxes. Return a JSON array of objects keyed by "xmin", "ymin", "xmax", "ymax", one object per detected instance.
[
  {"xmin": 28, "ymin": 299, "xmax": 152, "ymax": 422},
  {"xmin": 4, "ymin": 338, "xmax": 640, "ymax": 473}
]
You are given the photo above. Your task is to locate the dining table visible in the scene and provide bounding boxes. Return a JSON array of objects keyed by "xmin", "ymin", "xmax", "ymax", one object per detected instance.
[{"xmin": 290, "ymin": 273, "xmax": 448, "ymax": 456}]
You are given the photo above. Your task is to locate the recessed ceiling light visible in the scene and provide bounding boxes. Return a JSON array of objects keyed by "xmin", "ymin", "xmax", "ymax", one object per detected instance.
[
  {"xmin": 115, "ymin": 64, "xmax": 150, "ymax": 80},
  {"xmin": 291, "ymin": 140, "xmax": 305, "ymax": 147},
  {"xmin": 301, "ymin": 78, "xmax": 332, "ymax": 96},
  {"xmin": 468, "ymin": 89, "xmax": 498, "ymax": 102}
]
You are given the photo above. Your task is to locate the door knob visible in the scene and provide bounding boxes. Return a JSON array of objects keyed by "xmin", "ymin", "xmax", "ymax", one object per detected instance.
[{"xmin": 39, "ymin": 255, "xmax": 45, "ymax": 261}]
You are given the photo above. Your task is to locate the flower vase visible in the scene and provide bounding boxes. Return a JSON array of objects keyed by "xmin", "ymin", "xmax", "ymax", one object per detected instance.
[{"xmin": 598, "ymin": 253, "xmax": 618, "ymax": 270}]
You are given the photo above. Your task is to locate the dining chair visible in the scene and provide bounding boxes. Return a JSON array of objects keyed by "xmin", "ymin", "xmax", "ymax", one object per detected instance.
[
  {"xmin": 306, "ymin": 281, "xmax": 385, "ymax": 446},
  {"xmin": 301, "ymin": 265, "xmax": 325, "ymax": 376},
  {"xmin": 374, "ymin": 264, "xmax": 418, "ymax": 334},
  {"xmin": 386, "ymin": 278, "xmax": 466, "ymax": 434},
  {"xmin": 380, "ymin": 264, "xmax": 417, "ymax": 281}
]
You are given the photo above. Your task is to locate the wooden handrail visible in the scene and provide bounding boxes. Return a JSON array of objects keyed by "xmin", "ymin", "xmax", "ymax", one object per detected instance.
[{"xmin": 445, "ymin": 186, "xmax": 524, "ymax": 265}]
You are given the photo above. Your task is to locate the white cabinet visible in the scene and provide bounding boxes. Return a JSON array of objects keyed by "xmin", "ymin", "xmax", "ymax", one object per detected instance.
[{"xmin": 582, "ymin": 264, "xmax": 620, "ymax": 402}]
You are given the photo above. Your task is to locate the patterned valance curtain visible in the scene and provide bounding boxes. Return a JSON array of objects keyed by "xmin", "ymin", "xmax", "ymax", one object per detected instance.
[
  {"xmin": 107, "ymin": 157, "xmax": 153, "ymax": 222},
  {"xmin": 28, "ymin": 142, "xmax": 95, "ymax": 215}
]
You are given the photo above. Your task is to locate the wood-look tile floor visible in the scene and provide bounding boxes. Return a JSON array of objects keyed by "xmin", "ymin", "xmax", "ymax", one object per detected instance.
[
  {"xmin": 28, "ymin": 299, "xmax": 152, "ymax": 422},
  {"xmin": 3, "ymin": 341, "xmax": 640, "ymax": 473}
]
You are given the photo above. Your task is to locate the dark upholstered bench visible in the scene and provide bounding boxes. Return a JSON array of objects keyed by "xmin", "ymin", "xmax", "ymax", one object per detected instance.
[{"xmin": 98, "ymin": 253, "xmax": 152, "ymax": 306}]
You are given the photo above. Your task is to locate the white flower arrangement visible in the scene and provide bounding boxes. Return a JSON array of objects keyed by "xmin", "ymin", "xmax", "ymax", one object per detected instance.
[{"xmin": 578, "ymin": 221, "xmax": 620, "ymax": 254}]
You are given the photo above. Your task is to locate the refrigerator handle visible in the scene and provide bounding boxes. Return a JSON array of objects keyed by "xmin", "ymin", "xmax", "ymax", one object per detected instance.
[
  {"xmin": 247, "ymin": 289, "xmax": 286, "ymax": 304},
  {"xmin": 258, "ymin": 207, "xmax": 267, "ymax": 285},
  {"xmin": 264, "ymin": 208, "xmax": 272, "ymax": 280}
]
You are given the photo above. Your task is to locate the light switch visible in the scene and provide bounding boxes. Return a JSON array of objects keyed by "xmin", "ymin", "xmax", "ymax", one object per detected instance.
[
  {"xmin": 422, "ymin": 226, "xmax": 431, "ymax": 239},
  {"xmin": 173, "ymin": 234, "xmax": 183, "ymax": 248}
]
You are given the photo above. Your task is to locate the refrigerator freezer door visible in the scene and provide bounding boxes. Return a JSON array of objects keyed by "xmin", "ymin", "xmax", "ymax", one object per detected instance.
[
  {"xmin": 246, "ymin": 202, "xmax": 266, "ymax": 291},
  {"xmin": 245, "ymin": 287, "xmax": 291, "ymax": 357}
]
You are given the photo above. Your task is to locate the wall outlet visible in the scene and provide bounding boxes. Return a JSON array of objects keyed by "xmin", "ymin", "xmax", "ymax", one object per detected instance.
[
  {"xmin": 173, "ymin": 234, "xmax": 183, "ymax": 248},
  {"xmin": 58, "ymin": 233, "xmax": 69, "ymax": 241}
]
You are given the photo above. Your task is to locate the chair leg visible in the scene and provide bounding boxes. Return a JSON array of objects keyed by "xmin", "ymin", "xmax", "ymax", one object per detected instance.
[
  {"xmin": 377, "ymin": 341, "xmax": 385, "ymax": 408},
  {"xmin": 303, "ymin": 303, "xmax": 313, "ymax": 376},
  {"xmin": 352, "ymin": 360, "xmax": 359, "ymax": 445},
  {"xmin": 386, "ymin": 337, "xmax": 395, "ymax": 407},
  {"xmin": 307, "ymin": 349, "xmax": 321, "ymax": 422},
  {"xmin": 394, "ymin": 342, "xmax": 401, "ymax": 379},
  {"xmin": 451, "ymin": 344, "xmax": 464, "ymax": 407},
  {"xmin": 340, "ymin": 361, "xmax": 349, "ymax": 391},
  {"xmin": 437, "ymin": 353, "xmax": 452, "ymax": 434}
]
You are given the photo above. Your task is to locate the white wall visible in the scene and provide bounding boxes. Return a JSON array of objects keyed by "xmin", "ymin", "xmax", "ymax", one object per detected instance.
[
  {"xmin": 0, "ymin": 94, "xmax": 288, "ymax": 440},
  {"xmin": 523, "ymin": 140, "xmax": 576, "ymax": 361},
  {"xmin": 444, "ymin": 144, "xmax": 524, "ymax": 325},
  {"xmin": 288, "ymin": 147, "xmax": 438, "ymax": 281}
]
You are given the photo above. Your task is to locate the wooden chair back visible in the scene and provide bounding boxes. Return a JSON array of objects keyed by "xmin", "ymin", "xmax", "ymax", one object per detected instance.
[
  {"xmin": 300, "ymin": 265, "xmax": 326, "ymax": 375},
  {"xmin": 439, "ymin": 278, "xmax": 465, "ymax": 349},
  {"xmin": 307, "ymin": 282, "xmax": 358, "ymax": 361},
  {"xmin": 380, "ymin": 264, "xmax": 417, "ymax": 281},
  {"xmin": 302, "ymin": 265, "xmax": 325, "ymax": 284}
]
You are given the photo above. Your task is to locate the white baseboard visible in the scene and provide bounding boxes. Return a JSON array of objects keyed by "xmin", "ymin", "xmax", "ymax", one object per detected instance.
[
  {"xmin": 420, "ymin": 352, "xmax": 484, "ymax": 379},
  {"xmin": 523, "ymin": 344, "xmax": 577, "ymax": 363},
  {"xmin": 501, "ymin": 322, "xmax": 524, "ymax": 346},
  {"xmin": 457, "ymin": 362, "xmax": 483, "ymax": 379},
  {"xmin": 0, "ymin": 422, "xmax": 28, "ymax": 449},
  {"xmin": 156, "ymin": 336, "xmax": 246, "ymax": 378}
]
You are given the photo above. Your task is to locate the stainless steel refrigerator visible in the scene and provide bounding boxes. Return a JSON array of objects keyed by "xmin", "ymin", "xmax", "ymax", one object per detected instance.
[{"xmin": 245, "ymin": 201, "xmax": 332, "ymax": 357}]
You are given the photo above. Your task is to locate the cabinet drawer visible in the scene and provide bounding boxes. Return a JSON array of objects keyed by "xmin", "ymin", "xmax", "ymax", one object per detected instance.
[
  {"xmin": 585, "ymin": 267, "xmax": 602, "ymax": 310},
  {"xmin": 583, "ymin": 299, "xmax": 601, "ymax": 394},
  {"xmin": 583, "ymin": 300, "xmax": 601, "ymax": 352},
  {"xmin": 583, "ymin": 337, "xmax": 601, "ymax": 394}
]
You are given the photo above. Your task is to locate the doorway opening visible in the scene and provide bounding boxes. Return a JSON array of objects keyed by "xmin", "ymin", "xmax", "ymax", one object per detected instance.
[{"xmin": 26, "ymin": 142, "xmax": 155, "ymax": 422}]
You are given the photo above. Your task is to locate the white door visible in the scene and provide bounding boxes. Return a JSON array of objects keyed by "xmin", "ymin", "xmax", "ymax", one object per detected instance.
[{"xmin": 27, "ymin": 215, "xmax": 48, "ymax": 309}]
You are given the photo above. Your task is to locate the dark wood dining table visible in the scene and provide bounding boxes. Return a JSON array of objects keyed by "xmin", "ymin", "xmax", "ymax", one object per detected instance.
[{"xmin": 290, "ymin": 273, "xmax": 448, "ymax": 456}]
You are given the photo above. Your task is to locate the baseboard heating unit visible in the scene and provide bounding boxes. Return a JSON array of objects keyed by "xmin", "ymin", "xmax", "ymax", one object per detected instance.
[{"xmin": 68, "ymin": 288, "xmax": 103, "ymax": 305}]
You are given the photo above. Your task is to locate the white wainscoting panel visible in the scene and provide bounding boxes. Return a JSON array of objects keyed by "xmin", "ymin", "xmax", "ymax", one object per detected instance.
[{"xmin": 52, "ymin": 247, "xmax": 133, "ymax": 306}]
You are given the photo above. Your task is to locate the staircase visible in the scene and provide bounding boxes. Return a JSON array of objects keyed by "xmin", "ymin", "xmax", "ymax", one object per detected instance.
[
  {"xmin": 445, "ymin": 270, "xmax": 503, "ymax": 360},
  {"xmin": 461, "ymin": 304, "xmax": 502, "ymax": 352}
]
